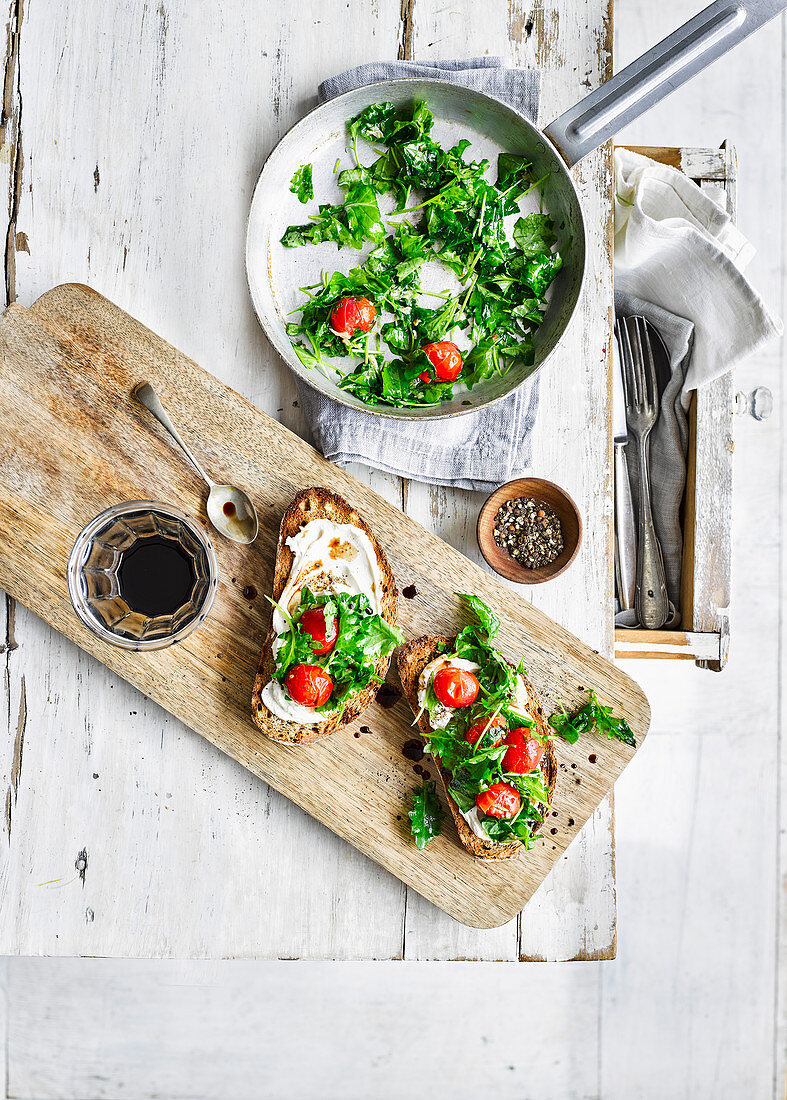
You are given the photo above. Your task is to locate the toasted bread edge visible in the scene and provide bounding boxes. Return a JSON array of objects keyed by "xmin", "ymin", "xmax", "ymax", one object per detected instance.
[
  {"xmin": 397, "ymin": 635, "xmax": 557, "ymax": 860},
  {"xmin": 251, "ymin": 487, "xmax": 398, "ymax": 745}
]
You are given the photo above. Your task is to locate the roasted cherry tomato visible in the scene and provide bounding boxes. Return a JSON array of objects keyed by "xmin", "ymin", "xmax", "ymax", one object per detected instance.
[
  {"xmin": 502, "ymin": 728, "xmax": 545, "ymax": 774},
  {"xmin": 299, "ymin": 607, "xmax": 339, "ymax": 656},
  {"xmin": 285, "ymin": 664, "xmax": 333, "ymax": 708},
  {"xmin": 432, "ymin": 666, "xmax": 479, "ymax": 709},
  {"xmin": 476, "ymin": 782, "xmax": 521, "ymax": 819},
  {"xmin": 418, "ymin": 340, "xmax": 463, "ymax": 383},
  {"xmin": 354, "ymin": 297, "xmax": 377, "ymax": 332},
  {"xmin": 465, "ymin": 714, "xmax": 507, "ymax": 747},
  {"xmin": 330, "ymin": 296, "xmax": 376, "ymax": 338}
]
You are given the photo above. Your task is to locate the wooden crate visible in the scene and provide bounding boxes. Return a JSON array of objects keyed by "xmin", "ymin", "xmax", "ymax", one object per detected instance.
[{"xmin": 614, "ymin": 144, "xmax": 736, "ymax": 672}]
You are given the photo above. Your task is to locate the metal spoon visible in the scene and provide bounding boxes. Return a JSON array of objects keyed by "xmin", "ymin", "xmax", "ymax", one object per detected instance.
[{"xmin": 134, "ymin": 382, "xmax": 259, "ymax": 545}]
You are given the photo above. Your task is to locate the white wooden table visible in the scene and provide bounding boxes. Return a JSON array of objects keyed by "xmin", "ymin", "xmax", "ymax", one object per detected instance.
[{"xmin": 0, "ymin": 0, "xmax": 615, "ymax": 961}]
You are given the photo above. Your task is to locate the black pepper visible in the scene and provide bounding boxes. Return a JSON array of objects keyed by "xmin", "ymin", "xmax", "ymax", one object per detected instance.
[{"xmin": 493, "ymin": 496, "xmax": 564, "ymax": 569}]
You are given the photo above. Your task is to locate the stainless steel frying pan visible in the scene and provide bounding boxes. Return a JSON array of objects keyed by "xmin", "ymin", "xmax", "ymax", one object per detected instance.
[{"xmin": 246, "ymin": 0, "xmax": 786, "ymax": 419}]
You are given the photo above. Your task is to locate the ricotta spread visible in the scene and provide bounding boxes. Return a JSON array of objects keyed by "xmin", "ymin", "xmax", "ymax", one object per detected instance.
[
  {"xmin": 462, "ymin": 805, "xmax": 491, "ymax": 840},
  {"xmin": 509, "ymin": 674, "xmax": 532, "ymax": 725},
  {"xmin": 261, "ymin": 518, "xmax": 383, "ymax": 724}
]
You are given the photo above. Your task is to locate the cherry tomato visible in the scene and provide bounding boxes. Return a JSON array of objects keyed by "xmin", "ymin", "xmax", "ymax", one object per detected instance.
[
  {"xmin": 419, "ymin": 341, "xmax": 463, "ymax": 383},
  {"xmin": 330, "ymin": 296, "xmax": 376, "ymax": 338},
  {"xmin": 285, "ymin": 664, "xmax": 333, "ymax": 708},
  {"xmin": 465, "ymin": 714, "xmax": 507, "ymax": 747},
  {"xmin": 432, "ymin": 666, "xmax": 479, "ymax": 709},
  {"xmin": 299, "ymin": 607, "xmax": 339, "ymax": 656},
  {"xmin": 354, "ymin": 297, "xmax": 377, "ymax": 332},
  {"xmin": 330, "ymin": 297, "xmax": 360, "ymax": 337},
  {"xmin": 476, "ymin": 782, "xmax": 521, "ymax": 819},
  {"xmin": 502, "ymin": 728, "xmax": 545, "ymax": 774}
]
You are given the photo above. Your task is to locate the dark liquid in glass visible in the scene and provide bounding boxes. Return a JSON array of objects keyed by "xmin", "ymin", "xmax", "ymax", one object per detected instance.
[{"xmin": 117, "ymin": 535, "xmax": 197, "ymax": 617}]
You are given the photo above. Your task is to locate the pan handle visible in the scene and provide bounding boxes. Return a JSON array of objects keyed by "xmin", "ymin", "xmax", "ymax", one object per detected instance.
[{"xmin": 544, "ymin": 0, "xmax": 787, "ymax": 167}]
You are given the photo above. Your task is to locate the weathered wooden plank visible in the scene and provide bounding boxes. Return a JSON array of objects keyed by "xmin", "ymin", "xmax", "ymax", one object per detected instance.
[
  {"xmin": 602, "ymin": 721, "xmax": 778, "ymax": 1099},
  {"xmin": 0, "ymin": 285, "xmax": 650, "ymax": 942},
  {"xmin": 394, "ymin": 0, "xmax": 618, "ymax": 963},
  {"xmin": 611, "ymin": 5, "xmax": 784, "ymax": 1095},
  {"xmin": 688, "ymin": 173, "xmax": 736, "ymax": 671},
  {"xmin": 4, "ymin": 0, "xmax": 408, "ymax": 960},
  {"xmin": 5, "ymin": 957, "xmax": 601, "ymax": 1099},
  {"xmin": 519, "ymin": 0, "xmax": 617, "ymax": 962},
  {"xmin": 626, "ymin": 145, "xmax": 729, "ymax": 177},
  {"xmin": 1, "ymin": 0, "xmax": 629, "ymax": 962},
  {"xmin": 614, "ymin": 630, "xmax": 720, "ymax": 661},
  {"xmin": 2, "ymin": 0, "xmax": 22, "ymax": 307}
]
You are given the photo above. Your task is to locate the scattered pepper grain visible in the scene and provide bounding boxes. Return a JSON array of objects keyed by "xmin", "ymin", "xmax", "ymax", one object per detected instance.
[{"xmin": 493, "ymin": 496, "xmax": 564, "ymax": 569}]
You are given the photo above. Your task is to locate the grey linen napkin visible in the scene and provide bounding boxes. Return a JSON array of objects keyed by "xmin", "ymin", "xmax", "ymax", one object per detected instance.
[
  {"xmin": 295, "ymin": 59, "xmax": 541, "ymax": 492},
  {"xmin": 614, "ymin": 291, "xmax": 694, "ymax": 629}
]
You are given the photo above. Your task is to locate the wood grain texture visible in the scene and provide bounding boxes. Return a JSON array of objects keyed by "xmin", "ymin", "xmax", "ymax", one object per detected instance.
[
  {"xmin": 0, "ymin": 0, "xmax": 624, "ymax": 960},
  {"xmin": 613, "ymin": 147, "xmax": 736, "ymax": 671},
  {"xmin": 2, "ymin": 0, "xmax": 409, "ymax": 964},
  {"xmin": 5, "ymin": 957, "xmax": 603, "ymax": 1099},
  {"xmin": 0, "ymin": 284, "xmax": 649, "ymax": 935},
  {"xmin": 1, "ymin": 0, "xmax": 785, "ymax": 1091},
  {"xmin": 514, "ymin": 0, "xmax": 618, "ymax": 963},
  {"xmin": 689, "ymin": 175, "xmax": 736, "ymax": 672},
  {"xmin": 477, "ymin": 477, "xmax": 583, "ymax": 583},
  {"xmin": 396, "ymin": 0, "xmax": 619, "ymax": 962}
]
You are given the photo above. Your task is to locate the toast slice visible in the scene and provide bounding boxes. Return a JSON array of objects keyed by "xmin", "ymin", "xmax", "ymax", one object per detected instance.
[
  {"xmin": 252, "ymin": 487, "xmax": 398, "ymax": 745},
  {"xmin": 397, "ymin": 635, "xmax": 557, "ymax": 860}
]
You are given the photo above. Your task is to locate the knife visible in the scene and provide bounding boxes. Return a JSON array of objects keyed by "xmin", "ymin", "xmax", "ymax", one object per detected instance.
[{"xmin": 612, "ymin": 334, "xmax": 636, "ymax": 610}]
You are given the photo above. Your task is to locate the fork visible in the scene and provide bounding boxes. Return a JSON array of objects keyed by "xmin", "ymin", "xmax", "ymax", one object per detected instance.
[{"xmin": 615, "ymin": 316, "xmax": 670, "ymax": 630}]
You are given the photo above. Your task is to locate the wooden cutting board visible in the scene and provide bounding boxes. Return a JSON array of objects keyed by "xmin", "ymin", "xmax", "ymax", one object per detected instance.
[{"xmin": 0, "ymin": 284, "xmax": 649, "ymax": 929}]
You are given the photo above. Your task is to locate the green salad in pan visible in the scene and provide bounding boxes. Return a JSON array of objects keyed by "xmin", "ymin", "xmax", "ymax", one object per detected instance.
[{"xmin": 281, "ymin": 100, "xmax": 563, "ymax": 409}]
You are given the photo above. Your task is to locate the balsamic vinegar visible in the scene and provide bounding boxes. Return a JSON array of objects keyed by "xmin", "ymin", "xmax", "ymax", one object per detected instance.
[{"xmin": 117, "ymin": 535, "xmax": 196, "ymax": 617}]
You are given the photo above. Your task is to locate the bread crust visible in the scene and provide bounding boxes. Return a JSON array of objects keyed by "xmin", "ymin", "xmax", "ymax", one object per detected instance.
[
  {"xmin": 251, "ymin": 487, "xmax": 398, "ymax": 745},
  {"xmin": 397, "ymin": 635, "xmax": 557, "ymax": 860}
]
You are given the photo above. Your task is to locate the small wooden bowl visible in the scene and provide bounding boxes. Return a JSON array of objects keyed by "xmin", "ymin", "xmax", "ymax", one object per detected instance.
[{"xmin": 477, "ymin": 478, "xmax": 582, "ymax": 584}]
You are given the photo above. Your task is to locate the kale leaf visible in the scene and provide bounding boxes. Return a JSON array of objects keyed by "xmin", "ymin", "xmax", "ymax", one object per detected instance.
[
  {"xmin": 409, "ymin": 780, "xmax": 443, "ymax": 850},
  {"xmin": 457, "ymin": 593, "xmax": 500, "ymax": 639},
  {"xmin": 549, "ymin": 690, "xmax": 636, "ymax": 747},
  {"xmin": 512, "ymin": 213, "xmax": 556, "ymax": 256},
  {"xmin": 289, "ymin": 163, "xmax": 314, "ymax": 204}
]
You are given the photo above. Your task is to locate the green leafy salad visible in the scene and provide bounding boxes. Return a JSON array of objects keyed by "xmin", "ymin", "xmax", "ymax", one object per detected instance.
[
  {"xmin": 407, "ymin": 595, "xmax": 639, "ymax": 852},
  {"xmin": 413, "ymin": 594, "xmax": 551, "ymax": 851},
  {"xmin": 268, "ymin": 586, "xmax": 403, "ymax": 714},
  {"xmin": 281, "ymin": 100, "xmax": 563, "ymax": 409}
]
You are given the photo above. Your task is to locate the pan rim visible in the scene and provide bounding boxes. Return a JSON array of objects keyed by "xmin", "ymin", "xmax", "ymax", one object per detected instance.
[{"xmin": 245, "ymin": 77, "xmax": 588, "ymax": 422}]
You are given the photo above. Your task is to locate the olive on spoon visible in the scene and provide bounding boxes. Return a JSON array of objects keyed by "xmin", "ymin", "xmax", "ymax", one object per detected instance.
[{"xmin": 134, "ymin": 382, "xmax": 259, "ymax": 545}]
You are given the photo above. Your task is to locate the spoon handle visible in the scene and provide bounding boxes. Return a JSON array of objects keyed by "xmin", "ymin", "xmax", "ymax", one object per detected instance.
[{"xmin": 134, "ymin": 383, "xmax": 214, "ymax": 488}]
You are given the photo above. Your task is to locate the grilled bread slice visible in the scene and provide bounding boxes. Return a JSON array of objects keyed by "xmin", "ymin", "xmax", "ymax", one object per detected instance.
[
  {"xmin": 252, "ymin": 487, "xmax": 398, "ymax": 745},
  {"xmin": 397, "ymin": 635, "xmax": 557, "ymax": 860}
]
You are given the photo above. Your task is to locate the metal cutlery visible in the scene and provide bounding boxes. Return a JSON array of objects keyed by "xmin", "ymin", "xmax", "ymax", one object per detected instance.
[
  {"xmin": 134, "ymin": 383, "xmax": 259, "ymax": 545},
  {"xmin": 616, "ymin": 317, "xmax": 670, "ymax": 630},
  {"xmin": 612, "ymin": 337, "xmax": 636, "ymax": 610}
]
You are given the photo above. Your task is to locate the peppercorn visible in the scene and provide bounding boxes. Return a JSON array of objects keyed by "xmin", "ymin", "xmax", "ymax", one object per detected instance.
[{"xmin": 493, "ymin": 496, "xmax": 564, "ymax": 569}]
